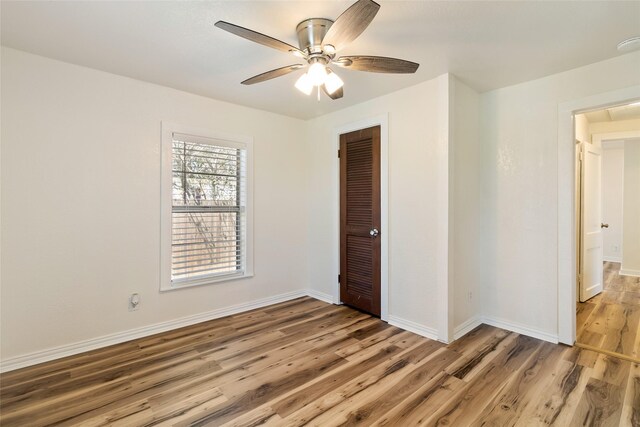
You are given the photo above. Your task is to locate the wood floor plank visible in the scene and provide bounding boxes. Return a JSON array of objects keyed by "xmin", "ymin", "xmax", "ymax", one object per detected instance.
[
  {"xmin": 424, "ymin": 334, "xmax": 543, "ymax": 426},
  {"xmin": 620, "ymin": 362, "xmax": 640, "ymax": 426},
  {"xmin": 514, "ymin": 359, "xmax": 593, "ymax": 426},
  {"xmin": 578, "ymin": 261, "xmax": 640, "ymax": 362},
  {"xmin": 286, "ymin": 357, "xmax": 418, "ymax": 426},
  {"xmin": 271, "ymin": 344, "xmax": 404, "ymax": 418},
  {"xmin": 335, "ymin": 324, "xmax": 404, "ymax": 359},
  {"xmin": 445, "ymin": 329, "xmax": 516, "ymax": 382},
  {"xmin": 2, "ymin": 299, "xmax": 324, "ymax": 389},
  {"xmin": 178, "ymin": 351, "xmax": 349, "ymax": 425},
  {"xmin": 2, "ymin": 296, "xmax": 639, "ymax": 426},
  {"xmin": 446, "ymin": 324, "xmax": 506, "ymax": 357},
  {"xmin": 592, "ymin": 353, "xmax": 633, "ymax": 387},
  {"xmin": 471, "ymin": 341, "xmax": 567, "ymax": 426},
  {"xmin": 577, "ymin": 301, "xmax": 597, "ymax": 334},
  {"xmin": 279, "ymin": 352, "xmax": 419, "ymax": 425},
  {"xmin": 566, "ymin": 341, "xmax": 601, "ymax": 369},
  {"xmin": 570, "ymin": 378, "xmax": 624, "ymax": 426},
  {"xmin": 325, "ymin": 347, "xmax": 462, "ymax": 425},
  {"xmin": 217, "ymin": 340, "xmax": 406, "ymax": 426},
  {"xmin": 220, "ymin": 406, "xmax": 284, "ymax": 427},
  {"xmin": 635, "ymin": 324, "xmax": 640, "ymax": 362},
  {"xmin": 372, "ymin": 371, "xmax": 464, "ymax": 426}
]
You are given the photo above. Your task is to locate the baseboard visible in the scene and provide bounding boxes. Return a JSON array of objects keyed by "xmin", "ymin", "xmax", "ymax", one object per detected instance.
[
  {"xmin": 306, "ymin": 289, "xmax": 335, "ymax": 304},
  {"xmin": 453, "ymin": 316, "xmax": 483, "ymax": 340},
  {"xmin": 388, "ymin": 314, "xmax": 558, "ymax": 346},
  {"xmin": 603, "ymin": 256, "xmax": 622, "ymax": 263},
  {"xmin": 481, "ymin": 316, "xmax": 558, "ymax": 344},
  {"xmin": 0, "ymin": 290, "xmax": 309, "ymax": 373},
  {"xmin": 1, "ymin": 291, "xmax": 562, "ymax": 372},
  {"xmin": 387, "ymin": 315, "xmax": 439, "ymax": 341},
  {"xmin": 619, "ymin": 268, "xmax": 640, "ymax": 278}
]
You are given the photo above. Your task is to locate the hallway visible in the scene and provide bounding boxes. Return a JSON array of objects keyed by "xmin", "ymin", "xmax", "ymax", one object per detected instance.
[{"xmin": 577, "ymin": 262, "xmax": 640, "ymax": 361}]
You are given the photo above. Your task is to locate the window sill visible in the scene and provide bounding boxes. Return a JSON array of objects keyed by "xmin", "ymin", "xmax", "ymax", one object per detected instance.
[{"xmin": 160, "ymin": 272, "xmax": 254, "ymax": 292}]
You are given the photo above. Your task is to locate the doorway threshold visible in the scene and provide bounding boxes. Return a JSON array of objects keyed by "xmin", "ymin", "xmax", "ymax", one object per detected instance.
[{"xmin": 574, "ymin": 342, "xmax": 640, "ymax": 364}]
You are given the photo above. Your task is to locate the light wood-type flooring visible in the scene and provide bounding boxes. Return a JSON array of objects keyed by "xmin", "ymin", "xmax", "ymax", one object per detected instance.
[
  {"xmin": 577, "ymin": 262, "xmax": 640, "ymax": 361},
  {"xmin": 2, "ymin": 296, "xmax": 640, "ymax": 426}
]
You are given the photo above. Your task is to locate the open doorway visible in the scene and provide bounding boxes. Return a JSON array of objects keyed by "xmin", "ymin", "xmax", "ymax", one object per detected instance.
[{"xmin": 574, "ymin": 102, "xmax": 640, "ymax": 360}]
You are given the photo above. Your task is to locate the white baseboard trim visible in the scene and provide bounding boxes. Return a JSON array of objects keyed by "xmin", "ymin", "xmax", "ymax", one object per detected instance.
[
  {"xmin": 1, "ymin": 290, "xmax": 562, "ymax": 372},
  {"xmin": 453, "ymin": 316, "xmax": 483, "ymax": 340},
  {"xmin": 620, "ymin": 268, "xmax": 640, "ymax": 278},
  {"xmin": 388, "ymin": 314, "xmax": 560, "ymax": 346},
  {"xmin": 306, "ymin": 289, "xmax": 335, "ymax": 304},
  {"xmin": 0, "ymin": 290, "xmax": 309, "ymax": 373},
  {"xmin": 387, "ymin": 315, "xmax": 439, "ymax": 341},
  {"xmin": 481, "ymin": 316, "xmax": 558, "ymax": 344},
  {"xmin": 603, "ymin": 256, "xmax": 622, "ymax": 263}
]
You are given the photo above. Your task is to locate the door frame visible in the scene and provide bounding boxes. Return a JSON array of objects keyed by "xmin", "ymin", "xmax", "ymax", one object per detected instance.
[
  {"xmin": 332, "ymin": 114, "xmax": 389, "ymax": 321},
  {"xmin": 595, "ymin": 132, "xmax": 640, "ymax": 266},
  {"xmin": 578, "ymin": 141, "xmax": 604, "ymax": 302},
  {"xmin": 557, "ymin": 85, "xmax": 640, "ymax": 345}
]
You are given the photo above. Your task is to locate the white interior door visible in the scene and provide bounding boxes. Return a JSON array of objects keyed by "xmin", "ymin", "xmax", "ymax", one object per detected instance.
[{"xmin": 580, "ymin": 142, "xmax": 604, "ymax": 302}]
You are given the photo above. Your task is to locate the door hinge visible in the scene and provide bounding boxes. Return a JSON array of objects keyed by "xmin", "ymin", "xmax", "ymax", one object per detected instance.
[
  {"xmin": 338, "ymin": 274, "xmax": 341, "ymax": 283},
  {"xmin": 338, "ymin": 149, "xmax": 341, "ymax": 158}
]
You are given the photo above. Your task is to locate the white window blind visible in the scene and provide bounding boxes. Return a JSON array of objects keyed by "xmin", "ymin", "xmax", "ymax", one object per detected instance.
[{"xmin": 170, "ymin": 132, "xmax": 248, "ymax": 284}]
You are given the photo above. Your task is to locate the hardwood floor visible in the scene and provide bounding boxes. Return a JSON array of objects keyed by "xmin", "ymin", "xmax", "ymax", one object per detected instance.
[
  {"xmin": 2, "ymin": 296, "xmax": 640, "ymax": 426},
  {"xmin": 577, "ymin": 262, "xmax": 640, "ymax": 361}
]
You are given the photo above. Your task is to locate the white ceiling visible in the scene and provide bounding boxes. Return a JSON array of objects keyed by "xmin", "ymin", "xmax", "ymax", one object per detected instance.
[
  {"xmin": 583, "ymin": 103, "xmax": 640, "ymax": 123},
  {"xmin": 2, "ymin": 1, "xmax": 639, "ymax": 120}
]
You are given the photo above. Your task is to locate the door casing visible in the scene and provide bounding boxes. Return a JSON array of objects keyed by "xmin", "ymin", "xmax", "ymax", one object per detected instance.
[
  {"xmin": 332, "ymin": 115, "xmax": 389, "ymax": 321},
  {"xmin": 557, "ymin": 86, "xmax": 640, "ymax": 345},
  {"xmin": 340, "ymin": 126, "xmax": 381, "ymax": 315}
]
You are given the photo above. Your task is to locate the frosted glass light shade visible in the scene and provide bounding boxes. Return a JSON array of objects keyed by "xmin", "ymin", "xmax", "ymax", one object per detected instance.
[
  {"xmin": 307, "ymin": 62, "xmax": 327, "ymax": 86},
  {"xmin": 295, "ymin": 73, "xmax": 313, "ymax": 95},
  {"xmin": 324, "ymin": 70, "xmax": 344, "ymax": 95}
]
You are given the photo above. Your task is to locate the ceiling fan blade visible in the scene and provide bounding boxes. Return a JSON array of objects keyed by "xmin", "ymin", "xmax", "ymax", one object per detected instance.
[
  {"xmin": 322, "ymin": 85, "xmax": 344, "ymax": 100},
  {"xmin": 321, "ymin": 0, "xmax": 380, "ymax": 51},
  {"xmin": 334, "ymin": 56, "xmax": 419, "ymax": 73},
  {"xmin": 241, "ymin": 64, "xmax": 305, "ymax": 85},
  {"xmin": 215, "ymin": 21, "xmax": 305, "ymax": 57}
]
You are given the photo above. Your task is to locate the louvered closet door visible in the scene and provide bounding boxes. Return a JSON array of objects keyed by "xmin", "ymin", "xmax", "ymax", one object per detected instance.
[{"xmin": 340, "ymin": 126, "xmax": 381, "ymax": 316}]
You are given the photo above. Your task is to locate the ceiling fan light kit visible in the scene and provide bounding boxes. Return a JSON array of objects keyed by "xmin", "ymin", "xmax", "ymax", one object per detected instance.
[
  {"xmin": 214, "ymin": 0, "xmax": 419, "ymax": 101},
  {"xmin": 307, "ymin": 60, "xmax": 329, "ymax": 86},
  {"xmin": 294, "ymin": 73, "xmax": 314, "ymax": 95},
  {"xmin": 324, "ymin": 70, "xmax": 345, "ymax": 95}
]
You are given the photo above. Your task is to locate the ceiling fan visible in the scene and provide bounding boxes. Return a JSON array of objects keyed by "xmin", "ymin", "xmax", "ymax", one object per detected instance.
[{"xmin": 214, "ymin": 0, "xmax": 419, "ymax": 100}]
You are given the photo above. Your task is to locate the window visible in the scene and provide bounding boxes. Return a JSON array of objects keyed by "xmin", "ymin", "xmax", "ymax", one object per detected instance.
[{"xmin": 161, "ymin": 123, "xmax": 253, "ymax": 290}]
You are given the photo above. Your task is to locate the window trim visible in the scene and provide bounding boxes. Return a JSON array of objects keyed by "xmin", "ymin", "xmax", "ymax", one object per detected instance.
[{"xmin": 160, "ymin": 122, "xmax": 254, "ymax": 291}]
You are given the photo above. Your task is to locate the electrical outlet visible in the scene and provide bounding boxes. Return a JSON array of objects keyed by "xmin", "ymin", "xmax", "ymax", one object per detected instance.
[
  {"xmin": 468, "ymin": 291, "xmax": 473, "ymax": 301},
  {"xmin": 129, "ymin": 293, "xmax": 141, "ymax": 311}
]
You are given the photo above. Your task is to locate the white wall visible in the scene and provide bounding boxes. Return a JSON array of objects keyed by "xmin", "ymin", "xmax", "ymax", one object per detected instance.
[
  {"xmin": 0, "ymin": 47, "xmax": 309, "ymax": 362},
  {"xmin": 591, "ymin": 118, "xmax": 640, "ymax": 135},
  {"xmin": 601, "ymin": 144, "xmax": 624, "ymax": 262},
  {"xmin": 3, "ymin": 44, "xmax": 640, "ymax": 368},
  {"xmin": 305, "ymin": 73, "xmax": 482, "ymax": 342},
  {"xmin": 306, "ymin": 74, "xmax": 449, "ymax": 336},
  {"xmin": 450, "ymin": 78, "xmax": 481, "ymax": 334},
  {"xmin": 622, "ymin": 140, "xmax": 640, "ymax": 276},
  {"xmin": 575, "ymin": 114, "xmax": 590, "ymax": 144},
  {"xmin": 591, "ymin": 119, "xmax": 640, "ymax": 268},
  {"xmin": 480, "ymin": 51, "xmax": 640, "ymax": 340}
]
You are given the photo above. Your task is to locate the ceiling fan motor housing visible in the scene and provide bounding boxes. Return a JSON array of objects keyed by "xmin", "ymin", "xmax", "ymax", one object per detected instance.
[
  {"xmin": 214, "ymin": 0, "xmax": 418, "ymax": 100},
  {"xmin": 296, "ymin": 18, "xmax": 334, "ymax": 54}
]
